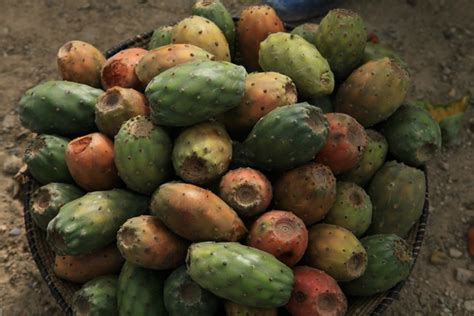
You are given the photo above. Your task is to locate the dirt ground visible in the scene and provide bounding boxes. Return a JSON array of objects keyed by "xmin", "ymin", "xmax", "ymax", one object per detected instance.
[{"xmin": 0, "ymin": 0, "xmax": 473, "ymax": 315}]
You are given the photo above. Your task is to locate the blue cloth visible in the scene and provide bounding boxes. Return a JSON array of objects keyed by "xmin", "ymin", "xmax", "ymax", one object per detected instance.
[{"xmin": 262, "ymin": 0, "xmax": 340, "ymax": 21}]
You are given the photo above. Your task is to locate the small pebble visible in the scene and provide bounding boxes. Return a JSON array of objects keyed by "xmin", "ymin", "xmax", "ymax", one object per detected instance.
[
  {"xmin": 8, "ymin": 228, "xmax": 21, "ymax": 237},
  {"xmin": 430, "ymin": 249, "xmax": 449, "ymax": 265},
  {"xmin": 455, "ymin": 268, "xmax": 473, "ymax": 284},
  {"xmin": 465, "ymin": 300, "xmax": 474, "ymax": 312},
  {"xmin": 449, "ymin": 248, "xmax": 463, "ymax": 258},
  {"xmin": 2, "ymin": 155, "xmax": 23, "ymax": 175}
]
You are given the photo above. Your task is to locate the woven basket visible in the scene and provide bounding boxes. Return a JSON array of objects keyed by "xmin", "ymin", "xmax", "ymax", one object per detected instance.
[{"xmin": 23, "ymin": 24, "xmax": 430, "ymax": 316}]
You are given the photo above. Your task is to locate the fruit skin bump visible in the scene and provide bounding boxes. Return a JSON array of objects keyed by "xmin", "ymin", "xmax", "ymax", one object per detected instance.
[
  {"xmin": 224, "ymin": 301, "xmax": 277, "ymax": 316},
  {"xmin": 148, "ymin": 25, "xmax": 173, "ymax": 50},
  {"xmin": 72, "ymin": 276, "xmax": 118, "ymax": 316},
  {"xmin": 101, "ymin": 48, "xmax": 147, "ymax": 90},
  {"xmin": 290, "ymin": 23, "xmax": 319, "ymax": 45}
]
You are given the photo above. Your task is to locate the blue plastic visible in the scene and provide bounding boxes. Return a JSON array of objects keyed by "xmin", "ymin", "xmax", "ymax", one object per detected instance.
[{"xmin": 262, "ymin": 0, "xmax": 341, "ymax": 21}]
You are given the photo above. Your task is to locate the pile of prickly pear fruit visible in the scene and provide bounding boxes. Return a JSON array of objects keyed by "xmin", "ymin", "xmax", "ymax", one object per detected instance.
[{"xmin": 20, "ymin": 1, "xmax": 441, "ymax": 315}]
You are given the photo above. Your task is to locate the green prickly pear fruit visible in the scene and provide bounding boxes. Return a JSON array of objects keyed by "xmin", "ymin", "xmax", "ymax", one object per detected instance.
[
  {"xmin": 259, "ymin": 32, "xmax": 334, "ymax": 98},
  {"xmin": 164, "ymin": 265, "xmax": 220, "ymax": 316},
  {"xmin": 101, "ymin": 48, "xmax": 148, "ymax": 90},
  {"xmin": 342, "ymin": 234, "xmax": 413, "ymax": 296},
  {"xmin": 186, "ymin": 242, "xmax": 294, "ymax": 308},
  {"xmin": 29, "ymin": 183, "xmax": 84, "ymax": 230},
  {"xmin": 307, "ymin": 95, "xmax": 333, "ymax": 114},
  {"xmin": 335, "ymin": 57, "xmax": 410, "ymax": 127},
  {"xmin": 224, "ymin": 301, "xmax": 277, "ymax": 316},
  {"xmin": 172, "ymin": 122, "xmax": 232, "ymax": 184},
  {"xmin": 274, "ymin": 162, "xmax": 336, "ymax": 225},
  {"xmin": 339, "ymin": 129, "xmax": 388, "ymax": 187},
  {"xmin": 151, "ymin": 182, "xmax": 247, "ymax": 241},
  {"xmin": 146, "ymin": 60, "xmax": 246, "ymax": 127},
  {"xmin": 148, "ymin": 25, "xmax": 173, "ymax": 50},
  {"xmin": 118, "ymin": 262, "xmax": 166, "ymax": 315},
  {"xmin": 306, "ymin": 224, "xmax": 368, "ymax": 282},
  {"xmin": 72, "ymin": 276, "xmax": 118, "ymax": 316},
  {"xmin": 172, "ymin": 15, "xmax": 230, "ymax": 61},
  {"xmin": 368, "ymin": 161, "xmax": 426, "ymax": 238},
  {"xmin": 324, "ymin": 182, "xmax": 372, "ymax": 237},
  {"xmin": 290, "ymin": 23, "xmax": 319, "ymax": 45},
  {"xmin": 362, "ymin": 42, "xmax": 408, "ymax": 71},
  {"xmin": 19, "ymin": 81, "xmax": 103, "ymax": 135},
  {"xmin": 47, "ymin": 189, "xmax": 147, "ymax": 255},
  {"xmin": 381, "ymin": 104, "xmax": 442, "ymax": 166},
  {"xmin": 114, "ymin": 115, "xmax": 172, "ymax": 195}
]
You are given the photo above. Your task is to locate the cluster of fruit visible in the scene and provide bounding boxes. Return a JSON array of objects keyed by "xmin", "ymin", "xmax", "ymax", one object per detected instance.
[{"xmin": 20, "ymin": 1, "xmax": 442, "ymax": 315}]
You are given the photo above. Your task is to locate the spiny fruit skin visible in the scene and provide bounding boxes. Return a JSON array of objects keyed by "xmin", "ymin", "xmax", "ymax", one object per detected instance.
[
  {"xmin": 218, "ymin": 167, "xmax": 272, "ymax": 217},
  {"xmin": 164, "ymin": 265, "xmax": 220, "ymax": 316},
  {"xmin": 72, "ymin": 276, "xmax": 118, "ymax": 316},
  {"xmin": 381, "ymin": 104, "xmax": 442, "ymax": 166},
  {"xmin": 335, "ymin": 57, "xmax": 410, "ymax": 127},
  {"xmin": 24, "ymin": 134, "xmax": 73, "ymax": 184},
  {"xmin": 65, "ymin": 133, "xmax": 121, "ymax": 191},
  {"xmin": 220, "ymin": 72, "xmax": 298, "ymax": 135},
  {"xmin": 150, "ymin": 182, "xmax": 247, "ymax": 242},
  {"xmin": 286, "ymin": 266, "xmax": 347, "ymax": 316},
  {"xmin": 362, "ymin": 42, "xmax": 408, "ymax": 71},
  {"xmin": 259, "ymin": 33, "xmax": 334, "ymax": 98},
  {"xmin": 224, "ymin": 301, "xmax": 277, "ymax": 316},
  {"xmin": 54, "ymin": 244, "xmax": 124, "ymax": 283},
  {"xmin": 306, "ymin": 224, "xmax": 368, "ymax": 282},
  {"xmin": 339, "ymin": 129, "xmax": 388, "ymax": 187},
  {"xmin": 95, "ymin": 87, "xmax": 149, "ymax": 137},
  {"xmin": 274, "ymin": 162, "xmax": 336, "ymax": 225},
  {"xmin": 237, "ymin": 5, "xmax": 285, "ymax": 70},
  {"xmin": 324, "ymin": 182, "xmax": 372, "ymax": 237},
  {"xmin": 114, "ymin": 115, "xmax": 172, "ymax": 195},
  {"xmin": 19, "ymin": 80, "xmax": 103, "ymax": 135},
  {"xmin": 148, "ymin": 26, "xmax": 173, "ymax": 50},
  {"xmin": 290, "ymin": 23, "xmax": 319, "ymax": 45},
  {"xmin": 146, "ymin": 60, "xmax": 246, "ymax": 126},
  {"xmin": 186, "ymin": 242, "xmax": 294, "ymax": 308},
  {"xmin": 118, "ymin": 262, "xmax": 166, "ymax": 316},
  {"xmin": 342, "ymin": 234, "xmax": 413, "ymax": 296},
  {"xmin": 101, "ymin": 48, "xmax": 148, "ymax": 90},
  {"xmin": 117, "ymin": 215, "xmax": 188, "ymax": 270},
  {"xmin": 315, "ymin": 9, "xmax": 367, "ymax": 79},
  {"xmin": 172, "ymin": 15, "xmax": 230, "ymax": 61},
  {"xmin": 135, "ymin": 44, "xmax": 214, "ymax": 87},
  {"xmin": 47, "ymin": 189, "xmax": 147, "ymax": 255},
  {"xmin": 368, "ymin": 161, "xmax": 426, "ymax": 238},
  {"xmin": 29, "ymin": 183, "xmax": 84, "ymax": 230},
  {"xmin": 57, "ymin": 40, "xmax": 106, "ymax": 88},
  {"xmin": 315, "ymin": 113, "xmax": 368, "ymax": 175},
  {"xmin": 247, "ymin": 210, "xmax": 308, "ymax": 267}
]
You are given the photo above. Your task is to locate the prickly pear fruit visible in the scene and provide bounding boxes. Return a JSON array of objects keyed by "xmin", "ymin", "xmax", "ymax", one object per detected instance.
[
  {"xmin": 114, "ymin": 115, "xmax": 172, "ymax": 195},
  {"xmin": 118, "ymin": 262, "xmax": 166, "ymax": 315},
  {"xmin": 72, "ymin": 276, "xmax": 118, "ymax": 316},
  {"xmin": 286, "ymin": 266, "xmax": 347, "ymax": 316},
  {"xmin": 54, "ymin": 244, "xmax": 124, "ymax": 283},
  {"xmin": 146, "ymin": 60, "xmax": 246, "ymax": 126},
  {"xmin": 324, "ymin": 182, "xmax": 372, "ymax": 237},
  {"xmin": 24, "ymin": 135, "xmax": 73, "ymax": 184},
  {"xmin": 342, "ymin": 234, "xmax": 413, "ymax": 296},
  {"xmin": 117, "ymin": 215, "xmax": 188, "ymax": 270},
  {"xmin": 95, "ymin": 87, "xmax": 149, "ymax": 137},
  {"xmin": 47, "ymin": 189, "xmax": 147, "ymax": 255},
  {"xmin": 101, "ymin": 48, "xmax": 147, "ymax": 90},
  {"xmin": 172, "ymin": 15, "xmax": 230, "ymax": 61},
  {"xmin": 164, "ymin": 265, "xmax": 220, "ymax": 316},
  {"xmin": 307, "ymin": 96, "xmax": 333, "ymax": 114},
  {"xmin": 151, "ymin": 182, "xmax": 247, "ymax": 241},
  {"xmin": 57, "ymin": 40, "xmax": 106, "ymax": 88},
  {"xmin": 237, "ymin": 5, "xmax": 285, "ymax": 70},
  {"xmin": 19, "ymin": 81, "xmax": 103, "ymax": 135},
  {"xmin": 335, "ymin": 57, "xmax": 410, "ymax": 127},
  {"xmin": 315, "ymin": 9, "xmax": 367, "ymax": 78},
  {"xmin": 259, "ymin": 33, "xmax": 334, "ymax": 98},
  {"xmin": 306, "ymin": 224, "xmax": 368, "ymax": 282},
  {"xmin": 224, "ymin": 301, "xmax": 277, "ymax": 316},
  {"xmin": 172, "ymin": 122, "xmax": 232, "ymax": 184},
  {"xmin": 339, "ymin": 129, "xmax": 388, "ymax": 187},
  {"xmin": 315, "ymin": 113, "xmax": 368, "ymax": 175},
  {"xmin": 220, "ymin": 72, "xmax": 298, "ymax": 134},
  {"xmin": 290, "ymin": 23, "xmax": 319, "ymax": 45},
  {"xmin": 368, "ymin": 161, "xmax": 426, "ymax": 238},
  {"xmin": 274, "ymin": 162, "xmax": 336, "ymax": 225},
  {"xmin": 218, "ymin": 167, "xmax": 272, "ymax": 217},
  {"xmin": 362, "ymin": 42, "xmax": 408, "ymax": 70},
  {"xmin": 148, "ymin": 25, "xmax": 173, "ymax": 49},
  {"xmin": 65, "ymin": 133, "xmax": 121, "ymax": 191},
  {"xmin": 381, "ymin": 104, "xmax": 441, "ymax": 166},
  {"xmin": 247, "ymin": 210, "xmax": 308, "ymax": 267},
  {"xmin": 29, "ymin": 183, "xmax": 83, "ymax": 230},
  {"xmin": 187, "ymin": 242, "xmax": 294, "ymax": 308}
]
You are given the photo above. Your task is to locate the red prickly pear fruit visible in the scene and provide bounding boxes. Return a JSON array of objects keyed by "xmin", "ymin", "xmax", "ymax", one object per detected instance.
[
  {"xmin": 286, "ymin": 266, "xmax": 347, "ymax": 316},
  {"xmin": 65, "ymin": 133, "xmax": 121, "ymax": 191},
  {"xmin": 219, "ymin": 167, "xmax": 272, "ymax": 217},
  {"xmin": 315, "ymin": 113, "xmax": 368, "ymax": 175},
  {"xmin": 247, "ymin": 210, "xmax": 308, "ymax": 267},
  {"xmin": 101, "ymin": 48, "xmax": 148, "ymax": 90}
]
